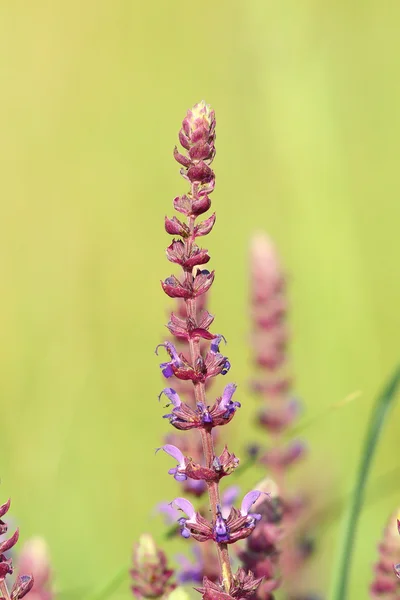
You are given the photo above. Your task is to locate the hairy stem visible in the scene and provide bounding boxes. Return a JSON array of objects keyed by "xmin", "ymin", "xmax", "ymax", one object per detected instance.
[{"xmin": 182, "ymin": 210, "xmax": 233, "ymax": 591}]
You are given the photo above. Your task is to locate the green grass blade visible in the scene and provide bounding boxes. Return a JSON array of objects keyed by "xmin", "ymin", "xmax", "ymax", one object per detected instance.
[{"xmin": 329, "ymin": 365, "xmax": 400, "ymax": 600}]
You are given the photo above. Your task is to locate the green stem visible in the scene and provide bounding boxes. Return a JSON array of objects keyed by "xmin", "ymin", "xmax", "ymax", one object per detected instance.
[{"xmin": 329, "ymin": 365, "xmax": 400, "ymax": 600}]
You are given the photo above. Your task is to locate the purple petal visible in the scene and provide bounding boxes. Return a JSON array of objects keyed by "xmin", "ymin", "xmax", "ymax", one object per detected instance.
[
  {"xmin": 221, "ymin": 485, "xmax": 240, "ymax": 508},
  {"xmin": 220, "ymin": 383, "xmax": 237, "ymax": 409},
  {"xmin": 181, "ymin": 526, "xmax": 191, "ymax": 538},
  {"xmin": 160, "ymin": 363, "xmax": 174, "ymax": 378},
  {"xmin": 155, "ymin": 502, "xmax": 178, "ymax": 524},
  {"xmin": 159, "ymin": 388, "xmax": 182, "ymax": 407},
  {"xmin": 163, "ymin": 341, "xmax": 181, "ymax": 362},
  {"xmin": 172, "ymin": 497, "xmax": 196, "ymax": 520},
  {"xmin": 240, "ymin": 490, "xmax": 263, "ymax": 516},
  {"xmin": 214, "ymin": 514, "xmax": 230, "ymax": 542},
  {"xmin": 210, "ymin": 334, "xmax": 226, "ymax": 354},
  {"xmin": 157, "ymin": 444, "xmax": 186, "ymax": 466}
]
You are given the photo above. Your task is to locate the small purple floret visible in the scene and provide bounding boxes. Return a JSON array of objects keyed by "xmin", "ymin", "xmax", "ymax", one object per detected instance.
[
  {"xmin": 240, "ymin": 490, "xmax": 264, "ymax": 516},
  {"xmin": 197, "ymin": 402, "xmax": 213, "ymax": 424},
  {"xmin": 159, "ymin": 388, "xmax": 182, "ymax": 408},
  {"xmin": 172, "ymin": 497, "xmax": 196, "ymax": 521},
  {"xmin": 210, "ymin": 334, "xmax": 227, "ymax": 354},
  {"xmin": 214, "ymin": 506, "xmax": 230, "ymax": 542},
  {"xmin": 220, "ymin": 383, "xmax": 240, "ymax": 417},
  {"xmin": 156, "ymin": 444, "xmax": 187, "ymax": 481},
  {"xmin": 160, "ymin": 363, "xmax": 174, "ymax": 378},
  {"xmin": 172, "ymin": 497, "xmax": 198, "ymax": 539},
  {"xmin": 156, "ymin": 342, "xmax": 183, "ymax": 379}
]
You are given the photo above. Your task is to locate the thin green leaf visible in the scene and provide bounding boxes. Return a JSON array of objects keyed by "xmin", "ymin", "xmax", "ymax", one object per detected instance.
[{"xmin": 329, "ymin": 365, "xmax": 400, "ymax": 600}]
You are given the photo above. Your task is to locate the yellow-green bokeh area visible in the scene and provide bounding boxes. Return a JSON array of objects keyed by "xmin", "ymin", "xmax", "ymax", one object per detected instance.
[{"xmin": 0, "ymin": 2, "xmax": 399, "ymax": 599}]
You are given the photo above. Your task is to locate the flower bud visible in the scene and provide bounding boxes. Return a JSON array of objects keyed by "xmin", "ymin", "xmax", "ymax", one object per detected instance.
[{"xmin": 131, "ymin": 534, "xmax": 176, "ymax": 599}]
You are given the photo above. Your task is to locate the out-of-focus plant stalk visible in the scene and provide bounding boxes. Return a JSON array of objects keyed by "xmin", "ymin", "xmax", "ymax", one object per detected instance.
[{"xmin": 248, "ymin": 233, "xmax": 310, "ymax": 597}]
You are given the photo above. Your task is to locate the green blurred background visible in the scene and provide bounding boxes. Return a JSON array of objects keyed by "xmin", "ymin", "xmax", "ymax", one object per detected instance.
[{"xmin": 0, "ymin": 1, "xmax": 399, "ymax": 598}]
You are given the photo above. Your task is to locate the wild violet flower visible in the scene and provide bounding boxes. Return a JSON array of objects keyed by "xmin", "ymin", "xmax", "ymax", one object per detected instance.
[
  {"xmin": 152, "ymin": 100, "xmax": 266, "ymax": 598},
  {"xmin": 0, "ymin": 498, "xmax": 34, "ymax": 600},
  {"xmin": 370, "ymin": 511, "xmax": 400, "ymax": 598},
  {"xmin": 247, "ymin": 233, "xmax": 314, "ymax": 597}
]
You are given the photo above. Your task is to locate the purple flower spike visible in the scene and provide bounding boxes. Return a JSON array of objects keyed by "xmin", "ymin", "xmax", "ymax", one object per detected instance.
[
  {"xmin": 159, "ymin": 388, "xmax": 182, "ymax": 408},
  {"xmin": 157, "ymin": 445, "xmax": 187, "ymax": 481},
  {"xmin": 240, "ymin": 490, "xmax": 264, "ymax": 518}
]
